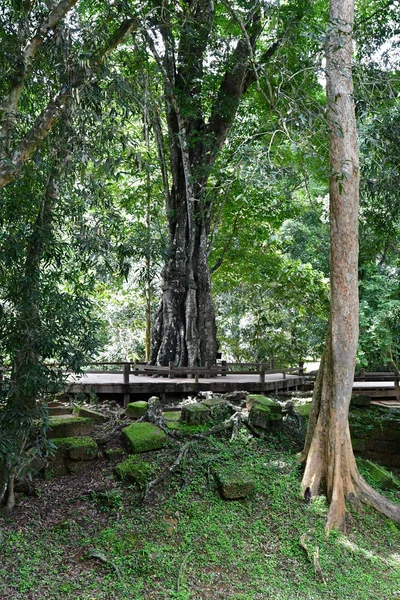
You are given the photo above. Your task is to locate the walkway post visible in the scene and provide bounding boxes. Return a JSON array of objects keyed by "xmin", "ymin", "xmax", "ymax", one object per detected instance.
[{"xmin": 123, "ymin": 362, "xmax": 130, "ymax": 407}]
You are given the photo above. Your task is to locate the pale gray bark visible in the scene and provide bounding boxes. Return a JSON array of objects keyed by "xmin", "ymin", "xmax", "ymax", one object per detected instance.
[{"xmin": 301, "ymin": 0, "xmax": 400, "ymax": 530}]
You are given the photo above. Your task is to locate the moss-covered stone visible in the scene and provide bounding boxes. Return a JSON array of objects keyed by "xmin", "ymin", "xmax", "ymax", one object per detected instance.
[
  {"xmin": 248, "ymin": 403, "xmax": 271, "ymax": 430},
  {"xmin": 50, "ymin": 436, "xmax": 98, "ymax": 461},
  {"xmin": 351, "ymin": 394, "xmax": 371, "ymax": 408},
  {"xmin": 352, "ymin": 438, "xmax": 366, "ymax": 452},
  {"xmin": 72, "ymin": 404, "xmax": 108, "ymax": 422},
  {"xmin": 246, "ymin": 395, "xmax": 282, "ymax": 415},
  {"xmin": 48, "ymin": 406, "xmax": 72, "ymax": 416},
  {"xmin": 214, "ymin": 467, "xmax": 255, "ymax": 499},
  {"xmin": 163, "ymin": 411, "xmax": 181, "ymax": 422},
  {"xmin": 247, "ymin": 397, "xmax": 283, "ymax": 430},
  {"xmin": 47, "ymin": 416, "xmax": 94, "ymax": 438},
  {"xmin": 125, "ymin": 401, "xmax": 148, "ymax": 419},
  {"xmin": 163, "ymin": 411, "xmax": 183, "ymax": 431},
  {"xmin": 114, "ymin": 455, "xmax": 155, "ymax": 486},
  {"xmin": 122, "ymin": 422, "xmax": 167, "ymax": 453},
  {"xmin": 349, "ymin": 406, "xmax": 400, "ymax": 467},
  {"xmin": 201, "ymin": 398, "xmax": 231, "ymax": 422},
  {"xmin": 181, "ymin": 403, "xmax": 211, "ymax": 425},
  {"xmin": 294, "ymin": 402, "xmax": 312, "ymax": 418},
  {"xmin": 356, "ymin": 458, "xmax": 400, "ymax": 490}
]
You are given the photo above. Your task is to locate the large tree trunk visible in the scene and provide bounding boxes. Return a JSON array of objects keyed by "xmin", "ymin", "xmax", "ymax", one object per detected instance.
[
  {"xmin": 148, "ymin": 0, "xmax": 276, "ymax": 366},
  {"xmin": 300, "ymin": 0, "xmax": 400, "ymax": 530},
  {"xmin": 150, "ymin": 167, "xmax": 218, "ymax": 366}
]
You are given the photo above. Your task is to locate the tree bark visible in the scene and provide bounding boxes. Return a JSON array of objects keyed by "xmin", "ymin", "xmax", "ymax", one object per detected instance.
[
  {"xmin": 300, "ymin": 0, "xmax": 400, "ymax": 531},
  {"xmin": 149, "ymin": 1, "xmax": 278, "ymax": 366}
]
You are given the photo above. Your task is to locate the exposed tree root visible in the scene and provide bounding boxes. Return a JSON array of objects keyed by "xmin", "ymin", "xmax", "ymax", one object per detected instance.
[
  {"xmin": 143, "ymin": 442, "xmax": 193, "ymax": 502},
  {"xmin": 177, "ymin": 550, "xmax": 193, "ymax": 593},
  {"xmin": 138, "ymin": 396, "xmax": 173, "ymax": 437},
  {"xmin": 3, "ymin": 473, "xmax": 15, "ymax": 514},
  {"xmin": 300, "ymin": 337, "xmax": 400, "ymax": 530},
  {"xmin": 87, "ymin": 548, "xmax": 121, "ymax": 580},
  {"xmin": 299, "ymin": 531, "xmax": 326, "ymax": 584}
]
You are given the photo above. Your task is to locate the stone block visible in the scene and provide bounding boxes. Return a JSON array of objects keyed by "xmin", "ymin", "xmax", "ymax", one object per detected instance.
[
  {"xmin": 356, "ymin": 458, "xmax": 400, "ymax": 490},
  {"xmin": 72, "ymin": 404, "xmax": 108, "ymax": 422},
  {"xmin": 214, "ymin": 468, "xmax": 255, "ymax": 499},
  {"xmin": 163, "ymin": 411, "xmax": 182, "ymax": 431},
  {"xmin": 248, "ymin": 404, "xmax": 271, "ymax": 430},
  {"xmin": 294, "ymin": 402, "xmax": 312, "ymax": 419},
  {"xmin": 246, "ymin": 395, "xmax": 282, "ymax": 415},
  {"xmin": 351, "ymin": 395, "xmax": 371, "ymax": 408},
  {"xmin": 201, "ymin": 397, "xmax": 231, "ymax": 422},
  {"xmin": 352, "ymin": 438, "xmax": 366, "ymax": 452},
  {"xmin": 47, "ymin": 416, "xmax": 94, "ymax": 438},
  {"xmin": 163, "ymin": 410, "xmax": 181, "ymax": 422},
  {"xmin": 181, "ymin": 403, "xmax": 211, "ymax": 425},
  {"xmin": 50, "ymin": 437, "xmax": 98, "ymax": 461},
  {"xmin": 364, "ymin": 439, "xmax": 399, "ymax": 455},
  {"xmin": 362, "ymin": 451, "xmax": 400, "ymax": 468},
  {"xmin": 48, "ymin": 406, "xmax": 72, "ymax": 416},
  {"xmin": 122, "ymin": 422, "xmax": 167, "ymax": 453},
  {"xmin": 125, "ymin": 401, "xmax": 148, "ymax": 419}
]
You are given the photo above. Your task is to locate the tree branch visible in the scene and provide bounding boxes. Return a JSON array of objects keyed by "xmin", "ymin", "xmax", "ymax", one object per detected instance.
[
  {"xmin": 0, "ymin": 18, "xmax": 137, "ymax": 189},
  {"xmin": 206, "ymin": 6, "xmax": 262, "ymax": 166},
  {"xmin": 0, "ymin": 0, "xmax": 79, "ymax": 152}
]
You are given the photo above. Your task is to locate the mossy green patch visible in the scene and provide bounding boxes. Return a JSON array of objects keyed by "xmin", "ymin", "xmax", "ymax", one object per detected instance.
[
  {"xmin": 122, "ymin": 422, "xmax": 167, "ymax": 453},
  {"xmin": 294, "ymin": 402, "xmax": 312, "ymax": 418},
  {"xmin": 163, "ymin": 411, "xmax": 181, "ymax": 422},
  {"xmin": 114, "ymin": 455, "xmax": 155, "ymax": 486},
  {"xmin": 47, "ymin": 416, "xmax": 94, "ymax": 438},
  {"xmin": 50, "ymin": 436, "xmax": 98, "ymax": 460},
  {"xmin": 246, "ymin": 394, "xmax": 282, "ymax": 414},
  {"xmin": 356, "ymin": 458, "xmax": 400, "ymax": 490},
  {"xmin": 165, "ymin": 420, "xmax": 209, "ymax": 435},
  {"xmin": 125, "ymin": 401, "xmax": 148, "ymax": 419},
  {"xmin": 72, "ymin": 405, "xmax": 107, "ymax": 422}
]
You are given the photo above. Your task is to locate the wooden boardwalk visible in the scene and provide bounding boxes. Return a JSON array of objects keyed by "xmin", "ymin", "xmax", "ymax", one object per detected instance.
[
  {"xmin": 66, "ymin": 371, "xmax": 308, "ymax": 400},
  {"xmin": 66, "ymin": 369, "xmax": 400, "ymax": 402}
]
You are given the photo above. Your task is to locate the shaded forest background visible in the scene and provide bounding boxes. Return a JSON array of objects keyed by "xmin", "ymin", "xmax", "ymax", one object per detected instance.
[{"xmin": 0, "ymin": 0, "xmax": 399, "ymax": 374}]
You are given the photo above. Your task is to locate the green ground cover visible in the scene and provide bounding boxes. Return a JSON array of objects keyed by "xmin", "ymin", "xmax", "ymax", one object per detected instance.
[{"xmin": 0, "ymin": 432, "xmax": 399, "ymax": 600}]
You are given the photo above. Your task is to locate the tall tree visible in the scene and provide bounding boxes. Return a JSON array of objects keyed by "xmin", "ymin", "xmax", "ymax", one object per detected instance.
[
  {"xmin": 300, "ymin": 0, "xmax": 400, "ymax": 530},
  {"xmin": 144, "ymin": 0, "xmax": 292, "ymax": 366}
]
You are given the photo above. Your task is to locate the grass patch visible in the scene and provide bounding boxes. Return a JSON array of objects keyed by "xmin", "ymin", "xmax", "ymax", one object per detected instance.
[{"xmin": 0, "ymin": 431, "xmax": 399, "ymax": 599}]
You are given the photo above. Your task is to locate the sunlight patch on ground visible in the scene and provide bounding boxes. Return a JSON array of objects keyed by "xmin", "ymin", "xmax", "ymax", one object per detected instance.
[{"xmin": 338, "ymin": 535, "xmax": 400, "ymax": 568}]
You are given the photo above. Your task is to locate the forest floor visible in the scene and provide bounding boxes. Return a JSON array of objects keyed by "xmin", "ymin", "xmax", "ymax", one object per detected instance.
[{"xmin": 0, "ymin": 418, "xmax": 399, "ymax": 600}]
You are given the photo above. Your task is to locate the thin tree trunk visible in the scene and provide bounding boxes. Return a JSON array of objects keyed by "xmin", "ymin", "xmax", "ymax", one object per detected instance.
[
  {"xmin": 300, "ymin": 0, "xmax": 400, "ymax": 531},
  {"xmin": 1, "ymin": 136, "xmax": 68, "ymax": 511}
]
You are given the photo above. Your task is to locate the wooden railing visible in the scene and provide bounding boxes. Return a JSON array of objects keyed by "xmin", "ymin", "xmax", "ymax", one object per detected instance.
[
  {"xmin": 0, "ymin": 360, "xmax": 308, "ymax": 406},
  {"xmin": 354, "ymin": 369, "xmax": 400, "ymax": 390},
  {"xmin": 89, "ymin": 360, "xmax": 306, "ymax": 385}
]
